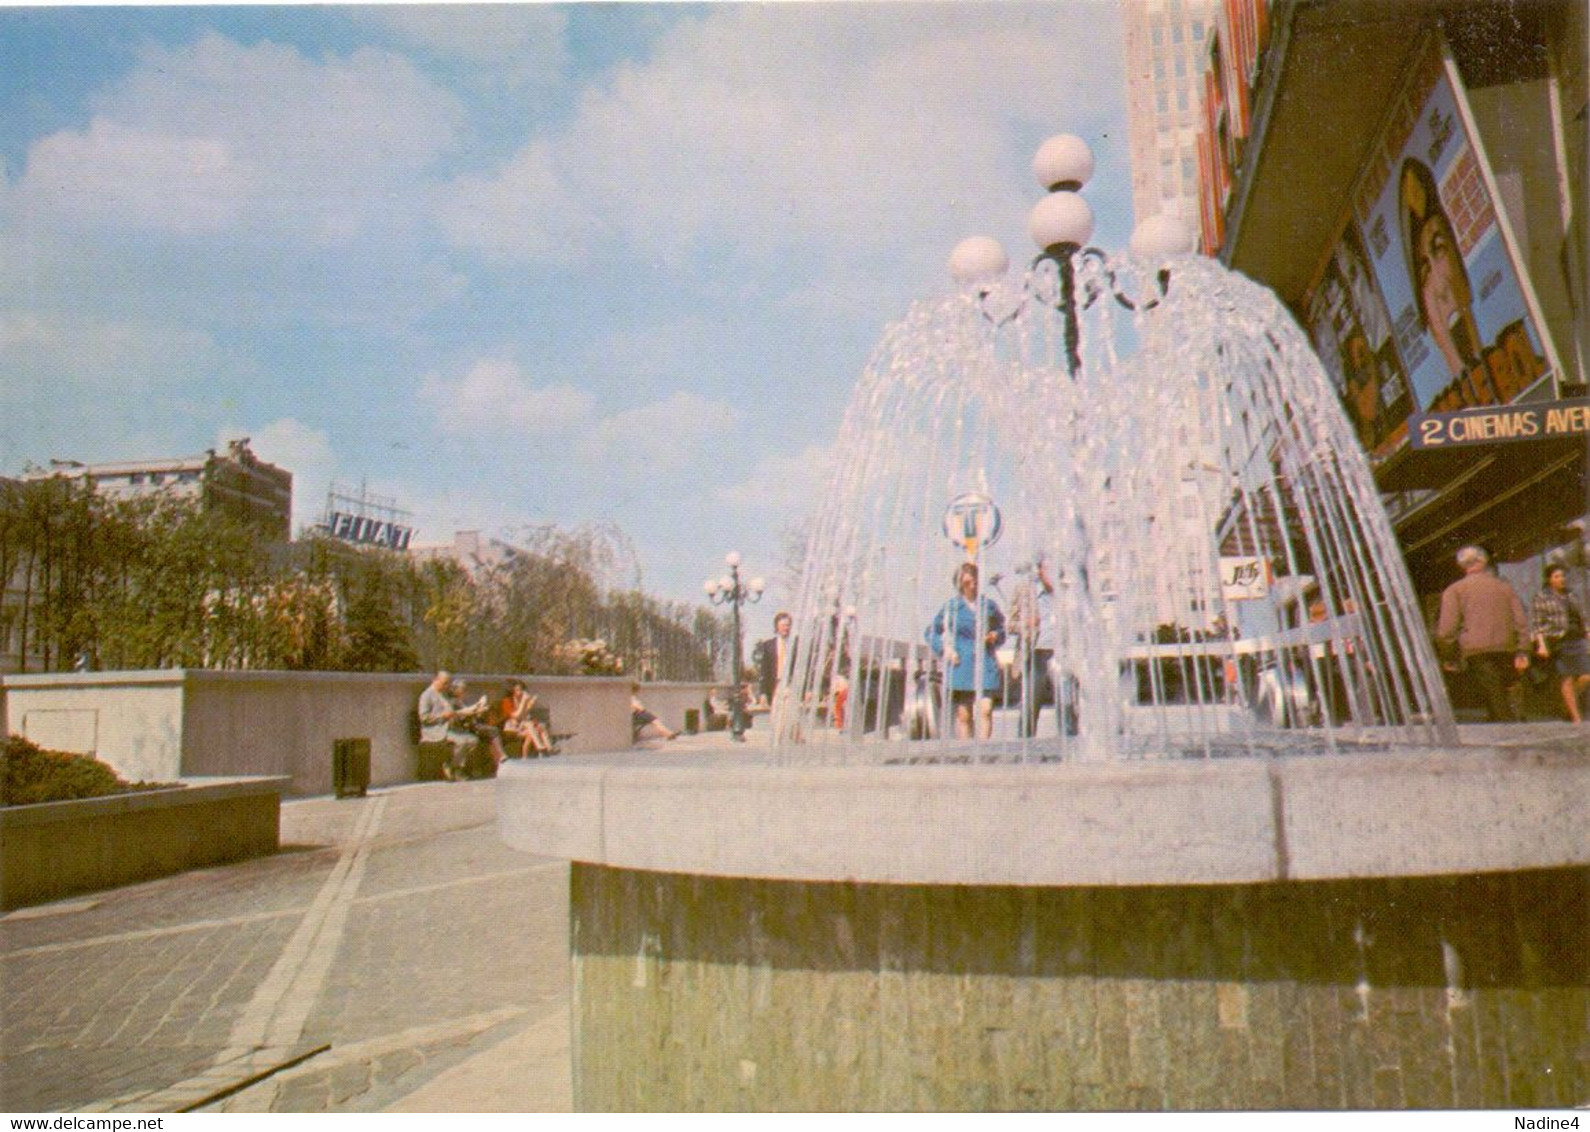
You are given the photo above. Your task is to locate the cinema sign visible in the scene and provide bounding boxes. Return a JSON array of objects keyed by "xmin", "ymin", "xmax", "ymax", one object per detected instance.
[{"xmin": 1409, "ymin": 398, "xmax": 1590, "ymax": 450}]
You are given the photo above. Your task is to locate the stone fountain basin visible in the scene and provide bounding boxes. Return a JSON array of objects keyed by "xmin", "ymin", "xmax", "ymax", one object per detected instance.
[{"xmin": 497, "ymin": 737, "xmax": 1588, "ymax": 886}]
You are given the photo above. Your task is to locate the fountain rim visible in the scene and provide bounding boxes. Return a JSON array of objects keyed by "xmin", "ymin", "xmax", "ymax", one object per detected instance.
[{"xmin": 497, "ymin": 737, "xmax": 1588, "ymax": 888}]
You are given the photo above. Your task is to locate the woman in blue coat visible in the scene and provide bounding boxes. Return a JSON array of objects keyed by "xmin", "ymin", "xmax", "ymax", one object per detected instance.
[{"xmin": 925, "ymin": 562, "xmax": 1007, "ymax": 738}]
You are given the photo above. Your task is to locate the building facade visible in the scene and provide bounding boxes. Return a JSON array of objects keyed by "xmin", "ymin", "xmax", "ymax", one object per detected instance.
[
  {"xmin": 1123, "ymin": 0, "xmax": 1220, "ymax": 228},
  {"xmin": 21, "ymin": 438, "xmax": 293, "ymax": 542},
  {"xmin": 1193, "ymin": 0, "xmax": 1587, "ymax": 604}
]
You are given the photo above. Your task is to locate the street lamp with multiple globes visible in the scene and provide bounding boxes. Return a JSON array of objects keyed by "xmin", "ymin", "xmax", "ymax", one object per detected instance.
[
  {"xmin": 703, "ymin": 552, "xmax": 764, "ymax": 741},
  {"xmin": 949, "ymin": 133, "xmax": 1196, "ymax": 378}
]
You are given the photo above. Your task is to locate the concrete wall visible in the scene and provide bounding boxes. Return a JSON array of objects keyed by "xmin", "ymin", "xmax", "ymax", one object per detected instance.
[
  {"xmin": 630, "ymin": 682, "xmax": 718, "ymax": 732},
  {"xmin": 1, "ymin": 778, "xmax": 285, "ymax": 910},
  {"xmin": 181, "ymin": 671, "xmax": 426, "ymax": 795},
  {"xmin": 3, "ymin": 671, "xmax": 187, "ymax": 783},
  {"xmin": 3, "ymin": 670, "xmax": 635, "ymax": 796},
  {"xmin": 572, "ymin": 862, "xmax": 1589, "ymax": 1111}
]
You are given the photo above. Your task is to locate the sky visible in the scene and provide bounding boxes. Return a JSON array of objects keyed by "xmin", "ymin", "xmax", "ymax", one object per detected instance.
[{"xmin": 0, "ymin": 1, "xmax": 1134, "ymax": 641}]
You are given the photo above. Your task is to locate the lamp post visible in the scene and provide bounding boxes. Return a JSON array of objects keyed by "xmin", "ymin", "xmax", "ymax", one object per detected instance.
[
  {"xmin": 949, "ymin": 134, "xmax": 1196, "ymax": 378},
  {"xmin": 704, "ymin": 552, "xmax": 764, "ymax": 741}
]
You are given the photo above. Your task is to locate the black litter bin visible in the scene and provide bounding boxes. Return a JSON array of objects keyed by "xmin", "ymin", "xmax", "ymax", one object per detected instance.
[
  {"xmin": 333, "ymin": 737, "xmax": 371, "ymax": 798},
  {"xmin": 684, "ymin": 708, "xmax": 700, "ymax": 734}
]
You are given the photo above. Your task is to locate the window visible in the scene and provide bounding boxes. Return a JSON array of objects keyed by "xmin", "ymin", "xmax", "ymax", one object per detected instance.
[
  {"xmin": 1177, "ymin": 90, "xmax": 1189, "ymax": 112},
  {"xmin": 1157, "ymin": 92, "xmax": 1169, "ymax": 114},
  {"xmin": 1172, "ymin": 24, "xmax": 1183, "ymax": 44},
  {"xmin": 1192, "ymin": 20, "xmax": 1204, "ymax": 39},
  {"xmin": 129, "ymin": 473, "xmax": 146, "ymax": 485},
  {"xmin": 1152, "ymin": 27, "xmax": 1164, "ymax": 46},
  {"xmin": 1175, "ymin": 56, "xmax": 1186, "ymax": 77},
  {"xmin": 1154, "ymin": 61, "xmax": 1166, "ymax": 81}
]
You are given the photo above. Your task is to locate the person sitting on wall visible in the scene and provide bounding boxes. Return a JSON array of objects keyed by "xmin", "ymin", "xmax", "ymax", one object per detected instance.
[
  {"xmin": 449, "ymin": 678, "xmax": 507, "ymax": 774},
  {"xmin": 497, "ymin": 678, "xmax": 552, "ymax": 758},
  {"xmin": 632, "ymin": 684, "xmax": 680, "ymax": 743},
  {"xmin": 418, "ymin": 670, "xmax": 482, "ymax": 781}
]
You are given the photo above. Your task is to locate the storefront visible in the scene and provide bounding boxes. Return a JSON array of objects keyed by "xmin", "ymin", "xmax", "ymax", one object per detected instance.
[{"xmin": 1201, "ymin": 0, "xmax": 1587, "ymax": 603}]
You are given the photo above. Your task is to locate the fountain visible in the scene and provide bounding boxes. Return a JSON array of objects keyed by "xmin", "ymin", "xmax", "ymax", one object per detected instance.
[
  {"xmin": 774, "ymin": 146, "xmax": 1456, "ymax": 765},
  {"xmin": 499, "ymin": 137, "xmax": 1588, "ymax": 1112}
]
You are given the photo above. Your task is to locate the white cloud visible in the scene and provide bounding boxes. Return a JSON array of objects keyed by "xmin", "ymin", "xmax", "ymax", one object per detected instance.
[
  {"xmin": 11, "ymin": 33, "xmax": 462, "ymax": 244},
  {"xmin": 358, "ymin": 6, "xmax": 570, "ymax": 91},
  {"xmin": 0, "ymin": 309, "xmax": 222, "ymax": 390},
  {"xmin": 575, "ymin": 390, "xmax": 740, "ymax": 473},
  {"xmin": 716, "ymin": 443, "xmax": 835, "ymax": 513},
  {"xmin": 10, "ymin": 119, "xmax": 245, "ymax": 235},
  {"xmin": 418, "ymin": 358, "xmax": 596, "ymax": 436},
  {"xmin": 437, "ymin": 6, "xmax": 1126, "ymax": 270}
]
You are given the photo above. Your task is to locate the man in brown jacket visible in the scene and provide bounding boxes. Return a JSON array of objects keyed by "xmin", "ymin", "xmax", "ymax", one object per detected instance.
[{"xmin": 1436, "ymin": 545, "xmax": 1530, "ymax": 721}]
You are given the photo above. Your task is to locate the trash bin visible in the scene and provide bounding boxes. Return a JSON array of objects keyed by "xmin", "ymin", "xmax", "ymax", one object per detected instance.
[
  {"xmin": 334, "ymin": 737, "xmax": 371, "ymax": 797},
  {"xmin": 333, "ymin": 737, "xmax": 371, "ymax": 798},
  {"xmin": 683, "ymin": 708, "xmax": 700, "ymax": 734}
]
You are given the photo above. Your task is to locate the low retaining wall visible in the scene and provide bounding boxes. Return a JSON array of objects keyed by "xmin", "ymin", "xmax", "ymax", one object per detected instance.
[
  {"xmin": 2, "ymin": 670, "xmax": 634, "ymax": 795},
  {"xmin": 0, "ymin": 777, "xmax": 287, "ymax": 910}
]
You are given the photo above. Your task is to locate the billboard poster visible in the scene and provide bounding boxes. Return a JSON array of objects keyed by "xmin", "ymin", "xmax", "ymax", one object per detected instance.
[{"xmin": 1303, "ymin": 35, "xmax": 1558, "ymax": 463}]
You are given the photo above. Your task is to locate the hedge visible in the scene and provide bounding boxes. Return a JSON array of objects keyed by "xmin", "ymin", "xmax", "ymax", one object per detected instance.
[{"xmin": 0, "ymin": 735, "xmax": 180, "ymax": 807}]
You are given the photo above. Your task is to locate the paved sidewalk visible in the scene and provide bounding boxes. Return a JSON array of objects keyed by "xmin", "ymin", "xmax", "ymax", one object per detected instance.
[
  {"xmin": 2, "ymin": 717, "xmax": 1579, "ymax": 1114},
  {"xmin": 1, "ymin": 779, "xmax": 573, "ymax": 1114}
]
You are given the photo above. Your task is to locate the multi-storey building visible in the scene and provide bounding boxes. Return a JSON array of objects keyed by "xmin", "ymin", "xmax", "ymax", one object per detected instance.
[
  {"xmin": 21, "ymin": 438, "xmax": 293, "ymax": 542},
  {"xmin": 1122, "ymin": 0, "xmax": 1219, "ymax": 229}
]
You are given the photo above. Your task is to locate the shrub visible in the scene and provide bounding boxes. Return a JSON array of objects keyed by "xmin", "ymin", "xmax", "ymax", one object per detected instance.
[{"xmin": 0, "ymin": 735, "xmax": 179, "ymax": 807}]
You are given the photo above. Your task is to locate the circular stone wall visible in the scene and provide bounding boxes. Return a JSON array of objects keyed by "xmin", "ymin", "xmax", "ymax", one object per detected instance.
[
  {"xmin": 498, "ymin": 735, "xmax": 1590, "ymax": 1111},
  {"xmin": 570, "ymin": 863, "xmax": 1586, "ymax": 1111}
]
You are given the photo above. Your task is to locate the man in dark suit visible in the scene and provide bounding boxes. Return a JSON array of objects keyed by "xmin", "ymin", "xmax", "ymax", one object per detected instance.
[{"xmin": 755, "ymin": 611, "xmax": 793, "ymax": 707}]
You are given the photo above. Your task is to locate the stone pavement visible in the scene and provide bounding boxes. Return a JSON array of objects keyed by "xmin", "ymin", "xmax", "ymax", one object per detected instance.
[
  {"xmin": 1, "ymin": 718, "xmax": 1579, "ymax": 1114},
  {"xmin": 1, "ymin": 778, "xmax": 574, "ymax": 1114}
]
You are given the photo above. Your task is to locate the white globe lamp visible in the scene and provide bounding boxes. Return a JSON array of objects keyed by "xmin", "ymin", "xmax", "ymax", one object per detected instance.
[
  {"xmin": 948, "ymin": 236, "xmax": 1010, "ymax": 287},
  {"xmin": 1130, "ymin": 213, "xmax": 1196, "ymax": 260},
  {"xmin": 1033, "ymin": 134, "xmax": 1095, "ymax": 192},
  {"xmin": 1028, "ymin": 191, "xmax": 1095, "ymax": 253}
]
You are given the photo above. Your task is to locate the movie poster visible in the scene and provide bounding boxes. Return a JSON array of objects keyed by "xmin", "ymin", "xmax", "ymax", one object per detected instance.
[{"xmin": 1304, "ymin": 35, "xmax": 1558, "ymax": 462}]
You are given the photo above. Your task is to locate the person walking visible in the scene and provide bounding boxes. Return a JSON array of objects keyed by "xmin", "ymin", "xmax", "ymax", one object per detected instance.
[
  {"xmin": 1531, "ymin": 565, "xmax": 1590, "ymax": 724},
  {"xmin": 1435, "ymin": 546, "xmax": 1530, "ymax": 722}
]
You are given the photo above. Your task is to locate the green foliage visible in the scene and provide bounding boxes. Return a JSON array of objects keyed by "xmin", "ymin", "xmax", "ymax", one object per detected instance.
[
  {"xmin": 0, "ymin": 735, "xmax": 177, "ymax": 807},
  {"xmin": 2, "ymin": 478, "xmax": 724, "ymax": 680}
]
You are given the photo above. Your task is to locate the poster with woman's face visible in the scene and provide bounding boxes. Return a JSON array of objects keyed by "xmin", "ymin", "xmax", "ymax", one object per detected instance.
[
  {"xmin": 1353, "ymin": 38, "xmax": 1553, "ymax": 418},
  {"xmin": 1304, "ymin": 36, "xmax": 1555, "ymax": 460}
]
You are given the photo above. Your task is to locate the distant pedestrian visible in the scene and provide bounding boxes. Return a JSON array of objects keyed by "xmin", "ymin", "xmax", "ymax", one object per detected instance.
[
  {"xmin": 1531, "ymin": 565, "xmax": 1590, "ymax": 724},
  {"xmin": 925, "ymin": 562, "xmax": 1006, "ymax": 739},
  {"xmin": 755, "ymin": 612, "xmax": 793, "ymax": 708},
  {"xmin": 1435, "ymin": 546, "xmax": 1530, "ymax": 722}
]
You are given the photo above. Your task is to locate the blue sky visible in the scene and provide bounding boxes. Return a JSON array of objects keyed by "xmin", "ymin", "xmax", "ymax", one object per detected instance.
[{"xmin": 0, "ymin": 2, "xmax": 1132, "ymax": 639}]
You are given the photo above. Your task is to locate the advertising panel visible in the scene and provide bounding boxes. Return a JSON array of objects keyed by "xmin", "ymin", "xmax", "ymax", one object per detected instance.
[
  {"xmin": 326, "ymin": 510, "xmax": 413, "ymax": 550},
  {"xmin": 1303, "ymin": 35, "xmax": 1560, "ymax": 464}
]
